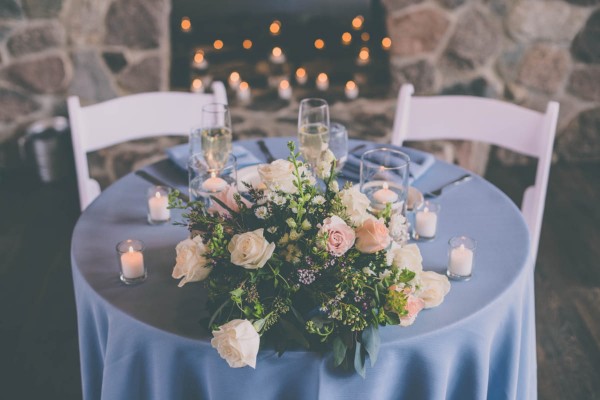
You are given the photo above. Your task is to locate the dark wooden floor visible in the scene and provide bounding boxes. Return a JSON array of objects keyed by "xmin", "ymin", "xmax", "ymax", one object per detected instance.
[{"xmin": 0, "ymin": 159, "xmax": 598, "ymax": 399}]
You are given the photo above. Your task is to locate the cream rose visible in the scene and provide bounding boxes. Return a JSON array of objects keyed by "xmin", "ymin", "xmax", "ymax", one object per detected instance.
[
  {"xmin": 399, "ymin": 295, "xmax": 425, "ymax": 327},
  {"xmin": 172, "ymin": 235, "xmax": 211, "ymax": 287},
  {"xmin": 387, "ymin": 243, "xmax": 423, "ymax": 273},
  {"xmin": 338, "ymin": 186, "xmax": 371, "ymax": 226},
  {"xmin": 258, "ymin": 159, "xmax": 312, "ymax": 194},
  {"xmin": 355, "ymin": 218, "xmax": 391, "ymax": 253},
  {"xmin": 228, "ymin": 228, "xmax": 275, "ymax": 269},
  {"xmin": 211, "ymin": 319, "xmax": 260, "ymax": 368},
  {"xmin": 319, "ymin": 215, "xmax": 355, "ymax": 256},
  {"xmin": 417, "ymin": 271, "xmax": 451, "ymax": 308},
  {"xmin": 208, "ymin": 184, "xmax": 252, "ymax": 217}
]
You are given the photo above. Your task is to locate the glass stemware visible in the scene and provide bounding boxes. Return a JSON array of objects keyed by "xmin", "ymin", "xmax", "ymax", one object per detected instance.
[
  {"xmin": 297, "ymin": 98, "xmax": 330, "ymax": 171},
  {"xmin": 190, "ymin": 103, "xmax": 232, "ymax": 172},
  {"xmin": 329, "ymin": 122, "xmax": 348, "ymax": 171}
]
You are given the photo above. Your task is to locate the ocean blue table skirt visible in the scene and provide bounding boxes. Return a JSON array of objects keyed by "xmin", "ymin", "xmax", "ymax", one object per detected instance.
[{"xmin": 71, "ymin": 138, "xmax": 535, "ymax": 400}]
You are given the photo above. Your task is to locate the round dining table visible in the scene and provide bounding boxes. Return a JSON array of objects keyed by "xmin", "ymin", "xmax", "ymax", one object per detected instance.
[{"xmin": 71, "ymin": 137, "xmax": 535, "ymax": 400}]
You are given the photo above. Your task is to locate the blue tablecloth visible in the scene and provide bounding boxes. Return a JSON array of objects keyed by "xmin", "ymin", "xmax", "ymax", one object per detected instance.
[{"xmin": 71, "ymin": 138, "xmax": 535, "ymax": 400}]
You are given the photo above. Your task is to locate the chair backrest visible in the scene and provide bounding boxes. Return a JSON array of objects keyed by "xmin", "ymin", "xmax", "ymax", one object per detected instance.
[
  {"xmin": 68, "ymin": 81, "xmax": 228, "ymax": 211},
  {"xmin": 391, "ymin": 84, "xmax": 559, "ymax": 265}
]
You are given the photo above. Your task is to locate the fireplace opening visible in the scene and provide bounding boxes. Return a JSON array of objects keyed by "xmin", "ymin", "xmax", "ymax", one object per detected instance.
[{"xmin": 170, "ymin": 0, "xmax": 390, "ymax": 98}]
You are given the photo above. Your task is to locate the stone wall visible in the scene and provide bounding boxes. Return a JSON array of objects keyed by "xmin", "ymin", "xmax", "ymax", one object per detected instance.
[
  {"xmin": 0, "ymin": 0, "xmax": 171, "ymax": 169},
  {"xmin": 384, "ymin": 0, "xmax": 600, "ymax": 163}
]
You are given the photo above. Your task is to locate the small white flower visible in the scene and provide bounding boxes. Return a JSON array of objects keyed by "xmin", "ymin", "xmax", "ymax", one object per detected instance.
[
  {"xmin": 389, "ymin": 213, "xmax": 410, "ymax": 245},
  {"xmin": 301, "ymin": 220, "xmax": 312, "ymax": 231},
  {"xmin": 378, "ymin": 269, "xmax": 392, "ymax": 279},
  {"xmin": 286, "ymin": 218, "xmax": 296, "ymax": 228},
  {"xmin": 267, "ymin": 226, "xmax": 278, "ymax": 234},
  {"xmin": 291, "ymin": 207, "xmax": 298, "ymax": 214},
  {"xmin": 289, "ymin": 230, "xmax": 302, "ymax": 241},
  {"xmin": 362, "ymin": 267, "xmax": 376, "ymax": 276},
  {"xmin": 272, "ymin": 195, "xmax": 286, "ymax": 206},
  {"xmin": 312, "ymin": 195, "xmax": 326, "ymax": 205},
  {"xmin": 278, "ymin": 233, "xmax": 290, "ymax": 245},
  {"xmin": 283, "ymin": 244, "xmax": 302, "ymax": 263},
  {"xmin": 254, "ymin": 206, "xmax": 269, "ymax": 219},
  {"xmin": 329, "ymin": 180, "xmax": 339, "ymax": 192},
  {"xmin": 315, "ymin": 149, "xmax": 336, "ymax": 180}
]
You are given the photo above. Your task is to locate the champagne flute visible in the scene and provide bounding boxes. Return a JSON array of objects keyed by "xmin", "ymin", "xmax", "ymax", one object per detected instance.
[
  {"xmin": 298, "ymin": 98, "xmax": 330, "ymax": 171},
  {"xmin": 199, "ymin": 103, "xmax": 232, "ymax": 171}
]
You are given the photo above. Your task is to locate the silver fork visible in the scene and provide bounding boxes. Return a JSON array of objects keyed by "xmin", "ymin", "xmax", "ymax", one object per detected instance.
[{"xmin": 423, "ymin": 174, "xmax": 472, "ymax": 198}]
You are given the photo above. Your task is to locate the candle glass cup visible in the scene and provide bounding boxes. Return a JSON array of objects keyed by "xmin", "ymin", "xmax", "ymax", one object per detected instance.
[
  {"xmin": 189, "ymin": 153, "xmax": 238, "ymax": 202},
  {"xmin": 329, "ymin": 122, "xmax": 348, "ymax": 172},
  {"xmin": 447, "ymin": 236, "xmax": 477, "ymax": 281},
  {"xmin": 147, "ymin": 186, "xmax": 171, "ymax": 225},
  {"xmin": 413, "ymin": 200, "xmax": 440, "ymax": 241},
  {"xmin": 359, "ymin": 148, "xmax": 410, "ymax": 216},
  {"xmin": 116, "ymin": 239, "xmax": 147, "ymax": 285}
]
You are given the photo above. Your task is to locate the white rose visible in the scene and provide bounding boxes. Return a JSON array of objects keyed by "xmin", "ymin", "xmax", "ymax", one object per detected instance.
[
  {"xmin": 338, "ymin": 186, "xmax": 371, "ymax": 226},
  {"xmin": 417, "ymin": 271, "xmax": 451, "ymax": 308},
  {"xmin": 257, "ymin": 159, "xmax": 311, "ymax": 194},
  {"xmin": 172, "ymin": 236, "xmax": 211, "ymax": 287},
  {"xmin": 315, "ymin": 149, "xmax": 336, "ymax": 180},
  {"xmin": 211, "ymin": 319, "xmax": 260, "ymax": 368},
  {"xmin": 388, "ymin": 213, "xmax": 410, "ymax": 245},
  {"xmin": 386, "ymin": 243, "xmax": 423, "ymax": 273},
  {"xmin": 228, "ymin": 228, "xmax": 275, "ymax": 269}
]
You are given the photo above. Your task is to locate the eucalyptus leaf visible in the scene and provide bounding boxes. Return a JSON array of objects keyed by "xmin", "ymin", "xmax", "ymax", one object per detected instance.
[
  {"xmin": 333, "ymin": 337, "xmax": 347, "ymax": 367},
  {"xmin": 253, "ymin": 318, "xmax": 266, "ymax": 332},
  {"xmin": 362, "ymin": 325, "xmax": 380, "ymax": 367},
  {"xmin": 354, "ymin": 341, "xmax": 366, "ymax": 378}
]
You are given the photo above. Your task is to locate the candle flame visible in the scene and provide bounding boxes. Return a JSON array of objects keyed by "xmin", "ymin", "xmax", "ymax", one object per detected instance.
[
  {"xmin": 382, "ymin": 37, "xmax": 392, "ymax": 50},
  {"xmin": 229, "ymin": 71, "xmax": 240, "ymax": 82},
  {"xmin": 341, "ymin": 32, "xmax": 352, "ymax": 45},
  {"xmin": 359, "ymin": 47, "xmax": 370, "ymax": 61},
  {"xmin": 191, "ymin": 78, "xmax": 203, "ymax": 90},
  {"xmin": 128, "ymin": 246, "xmax": 134, "ymax": 253},
  {"xmin": 346, "ymin": 80, "xmax": 356, "ymax": 90},
  {"xmin": 180, "ymin": 17, "xmax": 191, "ymax": 32},
  {"xmin": 314, "ymin": 39, "xmax": 325, "ymax": 50},
  {"xmin": 352, "ymin": 15, "xmax": 364, "ymax": 30},
  {"xmin": 272, "ymin": 47, "xmax": 282, "ymax": 58},
  {"xmin": 459, "ymin": 244, "xmax": 465, "ymax": 251},
  {"xmin": 193, "ymin": 50, "xmax": 204, "ymax": 63},
  {"xmin": 269, "ymin": 20, "xmax": 281, "ymax": 35},
  {"xmin": 242, "ymin": 39, "xmax": 253, "ymax": 49},
  {"xmin": 383, "ymin": 182, "xmax": 389, "ymax": 190},
  {"xmin": 279, "ymin": 80, "xmax": 290, "ymax": 89},
  {"xmin": 155, "ymin": 192, "xmax": 161, "ymax": 199},
  {"xmin": 296, "ymin": 67, "xmax": 306, "ymax": 78},
  {"xmin": 239, "ymin": 81, "xmax": 249, "ymax": 91},
  {"xmin": 213, "ymin": 40, "xmax": 224, "ymax": 50},
  {"xmin": 317, "ymin": 73, "xmax": 328, "ymax": 82}
]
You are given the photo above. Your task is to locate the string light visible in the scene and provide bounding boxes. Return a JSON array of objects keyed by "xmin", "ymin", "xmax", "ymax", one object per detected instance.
[
  {"xmin": 242, "ymin": 39, "xmax": 253, "ymax": 50},
  {"xmin": 213, "ymin": 40, "xmax": 224, "ymax": 50},
  {"xmin": 269, "ymin": 20, "xmax": 281, "ymax": 36},
  {"xmin": 180, "ymin": 17, "xmax": 191, "ymax": 32},
  {"xmin": 352, "ymin": 15, "xmax": 364, "ymax": 30},
  {"xmin": 314, "ymin": 39, "xmax": 325, "ymax": 50}
]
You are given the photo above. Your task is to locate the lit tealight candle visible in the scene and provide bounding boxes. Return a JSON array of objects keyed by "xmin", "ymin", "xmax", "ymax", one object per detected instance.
[
  {"xmin": 229, "ymin": 71, "xmax": 241, "ymax": 90},
  {"xmin": 202, "ymin": 172, "xmax": 228, "ymax": 192},
  {"xmin": 373, "ymin": 182, "xmax": 398, "ymax": 204},
  {"xmin": 341, "ymin": 32, "xmax": 352, "ymax": 46},
  {"xmin": 180, "ymin": 17, "xmax": 192, "ymax": 33},
  {"xmin": 148, "ymin": 191, "xmax": 170, "ymax": 222},
  {"xmin": 270, "ymin": 47, "xmax": 286, "ymax": 64},
  {"xmin": 237, "ymin": 81, "xmax": 251, "ymax": 102},
  {"xmin": 382, "ymin": 37, "xmax": 392, "ymax": 51},
  {"xmin": 415, "ymin": 205, "xmax": 438, "ymax": 238},
  {"xmin": 296, "ymin": 67, "xmax": 308, "ymax": 85},
  {"xmin": 357, "ymin": 47, "xmax": 370, "ymax": 66},
  {"xmin": 278, "ymin": 79, "xmax": 292, "ymax": 100},
  {"xmin": 316, "ymin": 73, "xmax": 329, "ymax": 91},
  {"xmin": 449, "ymin": 244, "xmax": 474, "ymax": 277},
  {"xmin": 190, "ymin": 78, "xmax": 204, "ymax": 93},
  {"xmin": 120, "ymin": 246, "xmax": 145, "ymax": 279},
  {"xmin": 345, "ymin": 80, "xmax": 359, "ymax": 100},
  {"xmin": 191, "ymin": 50, "xmax": 208, "ymax": 70}
]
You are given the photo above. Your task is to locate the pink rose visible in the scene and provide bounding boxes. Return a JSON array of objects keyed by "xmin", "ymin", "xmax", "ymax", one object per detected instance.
[
  {"xmin": 319, "ymin": 215, "xmax": 355, "ymax": 256},
  {"xmin": 208, "ymin": 184, "xmax": 251, "ymax": 217},
  {"xmin": 355, "ymin": 218, "xmax": 391, "ymax": 253},
  {"xmin": 400, "ymin": 295, "xmax": 425, "ymax": 327}
]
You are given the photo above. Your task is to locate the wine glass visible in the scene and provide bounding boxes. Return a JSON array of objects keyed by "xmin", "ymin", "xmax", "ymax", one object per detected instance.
[
  {"xmin": 192, "ymin": 103, "xmax": 232, "ymax": 171},
  {"xmin": 298, "ymin": 98, "xmax": 330, "ymax": 171},
  {"xmin": 329, "ymin": 122, "xmax": 348, "ymax": 171}
]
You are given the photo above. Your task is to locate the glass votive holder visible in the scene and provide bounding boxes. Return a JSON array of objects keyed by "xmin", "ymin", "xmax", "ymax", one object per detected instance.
[
  {"xmin": 413, "ymin": 200, "xmax": 440, "ymax": 241},
  {"xmin": 116, "ymin": 239, "xmax": 147, "ymax": 285},
  {"xmin": 147, "ymin": 186, "xmax": 171, "ymax": 225},
  {"xmin": 188, "ymin": 153, "xmax": 237, "ymax": 202},
  {"xmin": 360, "ymin": 148, "xmax": 410, "ymax": 216},
  {"xmin": 447, "ymin": 236, "xmax": 477, "ymax": 281}
]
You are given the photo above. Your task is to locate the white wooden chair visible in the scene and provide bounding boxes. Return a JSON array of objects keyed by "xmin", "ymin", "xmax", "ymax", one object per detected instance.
[
  {"xmin": 68, "ymin": 81, "xmax": 227, "ymax": 211},
  {"xmin": 392, "ymin": 84, "xmax": 559, "ymax": 265}
]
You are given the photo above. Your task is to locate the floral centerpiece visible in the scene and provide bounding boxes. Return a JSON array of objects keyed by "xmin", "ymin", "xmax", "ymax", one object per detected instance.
[{"xmin": 170, "ymin": 142, "xmax": 450, "ymax": 376}]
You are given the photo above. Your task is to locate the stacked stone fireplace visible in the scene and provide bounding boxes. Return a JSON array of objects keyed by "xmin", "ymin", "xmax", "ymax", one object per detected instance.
[{"xmin": 0, "ymin": 0, "xmax": 598, "ymax": 181}]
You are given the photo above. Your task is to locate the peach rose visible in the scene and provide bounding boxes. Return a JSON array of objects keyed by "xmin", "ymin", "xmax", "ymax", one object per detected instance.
[
  {"xmin": 399, "ymin": 295, "xmax": 425, "ymax": 327},
  {"xmin": 208, "ymin": 184, "xmax": 251, "ymax": 217},
  {"xmin": 355, "ymin": 218, "xmax": 391, "ymax": 253},
  {"xmin": 319, "ymin": 215, "xmax": 355, "ymax": 256}
]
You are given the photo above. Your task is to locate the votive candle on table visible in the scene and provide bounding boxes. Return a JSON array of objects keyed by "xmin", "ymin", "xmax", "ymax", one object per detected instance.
[
  {"xmin": 202, "ymin": 172, "xmax": 228, "ymax": 192},
  {"xmin": 116, "ymin": 239, "xmax": 146, "ymax": 285},
  {"xmin": 447, "ymin": 236, "xmax": 476, "ymax": 281},
  {"xmin": 345, "ymin": 80, "xmax": 359, "ymax": 99},
  {"xmin": 269, "ymin": 47, "xmax": 286, "ymax": 64},
  {"xmin": 191, "ymin": 50, "xmax": 208, "ymax": 70},
  {"xmin": 373, "ymin": 182, "xmax": 398, "ymax": 204},
  {"xmin": 237, "ymin": 81, "xmax": 251, "ymax": 102},
  {"xmin": 147, "ymin": 186, "xmax": 170, "ymax": 225},
  {"xmin": 415, "ymin": 201, "xmax": 440, "ymax": 239},
  {"xmin": 190, "ymin": 78, "xmax": 204, "ymax": 93},
  {"xmin": 295, "ymin": 67, "xmax": 308, "ymax": 85},
  {"xmin": 278, "ymin": 79, "xmax": 292, "ymax": 100},
  {"xmin": 228, "ymin": 71, "xmax": 241, "ymax": 90},
  {"xmin": 316, "ymin": 73, "xmax": 329, "ymax": 91}
]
